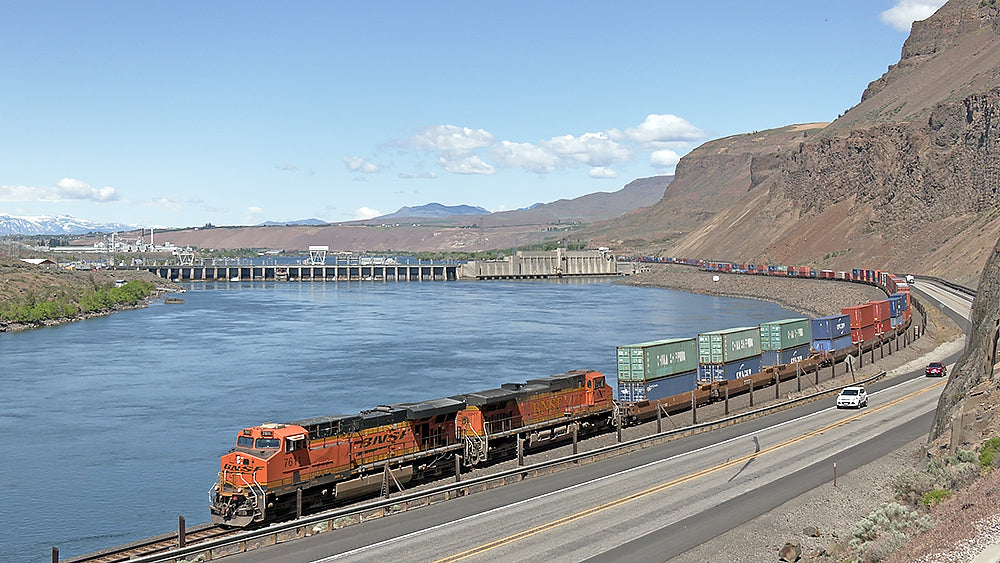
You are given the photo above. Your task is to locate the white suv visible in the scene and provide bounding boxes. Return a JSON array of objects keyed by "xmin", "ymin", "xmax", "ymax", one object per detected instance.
[{"xmin": 836, "ymin": 386, "xmax": 868, "ymax": 409}]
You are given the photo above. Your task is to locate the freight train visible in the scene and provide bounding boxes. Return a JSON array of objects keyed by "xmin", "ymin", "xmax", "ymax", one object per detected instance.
[
  {"xmin": 211, "ymin": 370, "xmax": 613, "ymax": 526},
  {"xmin": 211, "ymin": 260, "xmax": 916, "ymax": 527}
]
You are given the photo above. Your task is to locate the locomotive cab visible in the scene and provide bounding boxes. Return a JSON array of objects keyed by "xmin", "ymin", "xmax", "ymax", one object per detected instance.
[{"xmin": 211, "ymin": 422, "xmax": 308, "ymax": 526}]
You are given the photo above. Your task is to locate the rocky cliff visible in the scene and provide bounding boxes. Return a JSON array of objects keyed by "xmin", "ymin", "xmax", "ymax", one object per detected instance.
[
  {"xmin": 596, "ymin": 0, "xmax": 1000, "ymax": 288},
  {"xmin": 932, "ymin": 236, "xmax": 1000, "ymax": 443}
]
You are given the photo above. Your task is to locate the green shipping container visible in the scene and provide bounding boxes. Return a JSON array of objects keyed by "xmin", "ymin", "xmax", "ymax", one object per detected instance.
[
  {"xmin": 697, "ymin": 326, "xmax": 761, "ymax": 364},
  {"xmin": 616, "ymin": 338, "xmax": 698, "ymax": 382},
  {"xmin": 759, "ymin": 318, "xmax": 812, "ymax": 351}
]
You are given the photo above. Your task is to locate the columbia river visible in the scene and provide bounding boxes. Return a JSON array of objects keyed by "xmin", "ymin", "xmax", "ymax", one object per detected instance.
[{"xmin": 1, "ymin": 278, "xmax": 799, "ymax": 562}]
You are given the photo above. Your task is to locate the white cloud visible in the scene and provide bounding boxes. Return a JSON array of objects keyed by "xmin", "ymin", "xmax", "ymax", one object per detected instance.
[
  {"xmin": 491, "ymin": 141, "xmax": 560, "ymax": 173},
  {"xmin": 344, "ymin": 156, "xmax": 380, "ymax": 174},
  {"xmin": 150, "ymin": 195, "xmax": 182, "ymax": 211},
  {"xmin": 540, "ymin": 132, "xmax": 631, "ymax": 167},
  {"xmin": 0, "ymin": 177, "xmax": 120, "ymax": 202},
  {"xmin": 247, "ymin": 206, "xmax": 263, "ymax": 216},
  {"xmin": 439, "ymin": 154, "xmax": 496, "ymax": 175},
  {"xmin": 624, "ymin": 114, "xmax": 705, "ymax": 147},
  {"xmin": 354, "ymin": 206, "xmax": 381, "ymax": 220},
  {"xmin": 880, "ymin": 1, "xmax": 946, "ymax": 32},
  {"xmin": 650, "ymin": 149, "xmax": 681, "ymax": 169},
  {"xmin": 398, "ymin": 171, "xmax": 437, "ymax": 179},
  {"xmin": 410, "ymin": 125, "xmax": 494, "ymax": 152},
  {"xmin": 589, "ymin": 167, "xmax": 618, "ymax": 179}
]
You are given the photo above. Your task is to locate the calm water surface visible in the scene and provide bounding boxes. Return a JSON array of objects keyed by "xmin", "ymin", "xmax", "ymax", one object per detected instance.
[{"xmin": 0, "ymin": 278, "xmax": 799, "ymax": 561}]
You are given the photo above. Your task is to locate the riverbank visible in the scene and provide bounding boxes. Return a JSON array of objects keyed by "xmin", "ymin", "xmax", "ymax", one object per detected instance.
[
  {"xmin": 614, "ymin": 263, "xmax": 889, "ymax": 318},
  {"xmin": 0, "ymin": 260, "xmax": 183, "ymax": 333}
]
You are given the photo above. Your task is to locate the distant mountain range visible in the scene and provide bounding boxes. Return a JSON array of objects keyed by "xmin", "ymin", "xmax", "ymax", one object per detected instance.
[
  {"xmin": 258, "ymin": 218, "xmax": 329, "ymax": 226},
  {"xmin": 374, "ymin": 203, "xmax": 490, "ymax": 220},
  {"xmin": 0, "ymin": 213, "xmax": 137, "ymax": 236}
]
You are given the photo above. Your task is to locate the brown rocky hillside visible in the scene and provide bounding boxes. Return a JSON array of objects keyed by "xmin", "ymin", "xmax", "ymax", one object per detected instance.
[{"xmin": 591, "ymin": 0, "xmax": 1000, "ymax": 289}]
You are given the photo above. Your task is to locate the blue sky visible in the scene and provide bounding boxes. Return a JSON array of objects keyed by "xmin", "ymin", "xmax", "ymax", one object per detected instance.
[{"xmin": 0, "ymin": 1, "xmax": 945, "ymax": 228}]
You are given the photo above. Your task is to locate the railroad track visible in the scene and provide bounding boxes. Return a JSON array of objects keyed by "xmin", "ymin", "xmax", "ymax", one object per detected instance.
[{"xmin": 67, "ymin": 524, "xmax": 239, "ymax": 563}]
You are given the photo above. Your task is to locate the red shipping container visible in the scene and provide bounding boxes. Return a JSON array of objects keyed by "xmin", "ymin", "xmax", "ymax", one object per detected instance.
[
  {"xmin": 871, "ymin": 299, "xmax": 891, "ymax": 322},
  {"xmin": 875, "ymin": 319, "xmax": 892, "ymax": 335},
  {"xmin": 843, "ymin": 303, "xmax": 877, "ymax": 329},
  {"xmin": 851, "ymin": 324, "xmax": 878, "ymax": 344}
]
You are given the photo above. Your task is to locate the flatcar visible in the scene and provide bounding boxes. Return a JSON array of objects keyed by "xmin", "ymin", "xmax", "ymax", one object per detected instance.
[{"xmin": 210, "ymin": 370, "xmax": 613, "ymax": 526}]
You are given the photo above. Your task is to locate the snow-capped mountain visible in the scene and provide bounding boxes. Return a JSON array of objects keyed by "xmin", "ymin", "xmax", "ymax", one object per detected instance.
[{"xmin": 0, "ymin": 213, "xmax": 137, "ymax": 235}]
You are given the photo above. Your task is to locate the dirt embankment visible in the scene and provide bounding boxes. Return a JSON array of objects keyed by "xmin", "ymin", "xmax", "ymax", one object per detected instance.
[{"xmin": 615, "ymin": 264, "xmax": 889, "ymax": 318}]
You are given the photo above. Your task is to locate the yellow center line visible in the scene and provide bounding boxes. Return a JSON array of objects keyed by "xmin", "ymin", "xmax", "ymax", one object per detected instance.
[{"xmin": 434, "ymin": 380, "xmax": 945, "ymax": 563}]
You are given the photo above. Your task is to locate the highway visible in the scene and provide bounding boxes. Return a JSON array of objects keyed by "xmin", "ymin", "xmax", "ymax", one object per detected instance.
[{"xmin": 179, "ymin": 279, "xmax": 976, "ymax": 563}]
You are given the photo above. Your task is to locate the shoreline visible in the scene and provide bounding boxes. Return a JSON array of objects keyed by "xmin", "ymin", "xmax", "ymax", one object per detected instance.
[{"xmin": 614, "ymin": 264, "xmax": 890, "ymax": 318}]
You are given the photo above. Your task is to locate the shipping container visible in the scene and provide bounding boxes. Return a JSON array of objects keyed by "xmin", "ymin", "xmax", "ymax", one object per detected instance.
[
  {"xmin": 888, "ymin": 293, "xmax": 907, "ymax": 317},
  {"xmin": 759, "ymin": 318, "xmax": 812, "ymax": 351},
  {"xmin": 616, "ymin": 338, "xmax": 698, "ymax": 382},
  {"xmin": 871, "ymin": 299, "xmax": 891, "ymax": 322},
  {"xmin": 697, "ymin": 356, "xmax": 763, "ymax": 382},
  {"xmin": 851, "ymin": 324, "xmax": 879, "ymax": 344},
  {"xmin": 643, "ymin": 370, "xmax": 698, "ymax": 402},
  {"xmin": 812, "ymin": 333, "xmax": 853, "ymax": 353},
  {"xmin": 698, "ymin": 327, "xmax": 762, "ymax": 364},
  {"xmin": 875, "ymin": 318, "xmax": 892, "ymax": 335},
  {"xmin": 843, "ymin": 303, "xmax": 877, "ymax": 329},
  {"xmin": 761, "ymin": 343, "xmax": 811, "ymax": 367},
  {"xmin": 811, "ymin": 314, "xmax": 851, "ymax": 340}
]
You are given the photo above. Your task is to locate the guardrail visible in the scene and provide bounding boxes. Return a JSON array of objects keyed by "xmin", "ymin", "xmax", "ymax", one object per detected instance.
[
  {"xmin": 120, "ymin": 369, "xmax": 888, "ymax": 563},
  {"xmin": 912, "ymin": 274, "xmax": 977, "ymax": 298}
]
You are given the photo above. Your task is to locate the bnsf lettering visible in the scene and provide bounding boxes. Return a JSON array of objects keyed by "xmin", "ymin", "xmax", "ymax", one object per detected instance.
[
  {"xmin": 224, "ymin": 463, "xmax": 261, "ymax": 473},
  {"xmin": 532, "ymin": 396, "xmax": 561, "ymax": 415},
  {"xmin": 355, "ymin": 429, "xmax": 409, "ymax": 449}
]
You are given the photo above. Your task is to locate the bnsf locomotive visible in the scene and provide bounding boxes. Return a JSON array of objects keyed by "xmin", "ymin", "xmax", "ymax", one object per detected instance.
[{"xmin": 211, "ymin": 370, "xmax": 613, "ymax": 526}]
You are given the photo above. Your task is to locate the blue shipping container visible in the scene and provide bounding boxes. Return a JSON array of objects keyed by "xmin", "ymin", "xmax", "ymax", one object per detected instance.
[
  {"xmin": 617, "ymin": 370, "xmax": 698, "ymax": 402},
  {"xmin": 697, "ymin": 356, "xmax": 763, "ymax": 382},
  {"xmin": 812, "ymin": 334, "xmax": 853, "ymax": 353},
  {"xmin": 761, "ymin": 343, "xmax": 811, "ymax": 367},
  {"xmin": 889, "ymin": 293, "xmax": 907, "ymax": 316},
  {"xmin": 811, "ymin": 314, "xmax": 851, "ymax": 340}
]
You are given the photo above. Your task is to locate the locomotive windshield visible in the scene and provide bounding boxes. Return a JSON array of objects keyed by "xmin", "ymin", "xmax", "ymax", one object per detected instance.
[
  {"xmin": 237, "ymin": 436, "xmax": 253, "ymax": 448},
  {"xmin": 255, "ymin": 438, "xmax": 280, "ymax": 449}
]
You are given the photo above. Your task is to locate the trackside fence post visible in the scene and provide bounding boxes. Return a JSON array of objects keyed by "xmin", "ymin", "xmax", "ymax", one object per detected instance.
[
  {"xmin": 572, "ymin": 425, "xmax": 578, "ymax": 455},
  {"xmin": 178, "ymin": 515, "xmax": 186, "ymax": 548},
  {"xmin": 52, "ymin": 547, "xmax": 58, "ymax": 563},
  {"xmin": 691, "ymin": 391, "xmax": 697, "ymax": 425},
  {"xmin": 454, "ymin": 454, "xmax": 461, "ymax": 482},
  {"xmin": 656, "ymin": 403, "xmax": 662, "ymax": 433}
]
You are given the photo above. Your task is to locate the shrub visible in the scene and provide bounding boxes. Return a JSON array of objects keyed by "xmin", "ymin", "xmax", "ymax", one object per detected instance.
[
  {"xmin": 921, "ymin": 488, "xmax": 951, "ymax": 508},
  {"xmin": 894, "ymin": 449, "xmax": 978, "ymax": 507},
  {"xmin": 850, "ymin": 502, "xmax": 932, "ymax": 556},
  {"xmin": 979, "ymin": 437, "xmax": 1000, "ymax": 470}
]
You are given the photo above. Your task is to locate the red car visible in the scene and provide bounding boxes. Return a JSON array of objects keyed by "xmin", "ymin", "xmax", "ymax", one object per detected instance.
[{"xmin": 925, "ymin": 362, "xmax": 947, "ymax": 377}]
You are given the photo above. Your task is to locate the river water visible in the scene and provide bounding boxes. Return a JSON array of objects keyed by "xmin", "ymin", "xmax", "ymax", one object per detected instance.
[{"xmin": 0, "ymin": 278, "xmax": 798, "ymax": 562}]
